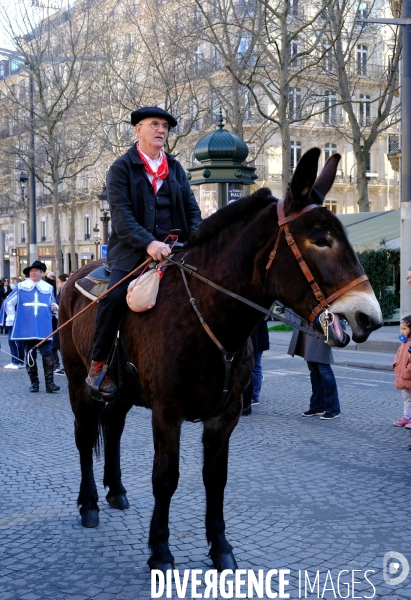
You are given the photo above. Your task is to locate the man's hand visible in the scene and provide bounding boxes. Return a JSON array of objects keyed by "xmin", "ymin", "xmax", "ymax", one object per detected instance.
[
  {"xmin": 146, "ymin": 240, "xmax": 172, "ymax": 261},
  {"xmin": 51, "ymin": 303, "xmax": 58, "ymax": 313}
]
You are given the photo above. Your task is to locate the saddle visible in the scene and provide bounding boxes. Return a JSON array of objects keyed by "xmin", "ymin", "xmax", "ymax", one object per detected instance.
[{"xmin": 75, "ymin": 265, "xmax": 111, "ymax": 301}]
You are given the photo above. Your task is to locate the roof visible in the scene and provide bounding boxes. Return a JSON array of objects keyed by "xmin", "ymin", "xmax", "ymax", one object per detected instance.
[{"xmin": 337, "ymin": 210, "xmax": 400, "ymax": 251}]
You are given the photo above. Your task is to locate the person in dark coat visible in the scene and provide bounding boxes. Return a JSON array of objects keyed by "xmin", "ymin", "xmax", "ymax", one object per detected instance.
[
  {"xmin": 87, "ymin": 106, "xmax": 202, "ymax": 397},
  {"xmin": 0, "ymin": 277, "xmax": 12, "ymax": 334},
  {"xmin": 242, "ymin": 320, "xmax": 270, "ymax": 416},
  {"xmin": 288, "ymin": 319, "xmax": 341, "ymax": 420}
]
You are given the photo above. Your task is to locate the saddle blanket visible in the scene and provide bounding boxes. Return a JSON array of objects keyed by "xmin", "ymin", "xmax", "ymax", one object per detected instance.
[{"xmin": 75, "ymin": 266, "xmax": 110, "ymax": 301}]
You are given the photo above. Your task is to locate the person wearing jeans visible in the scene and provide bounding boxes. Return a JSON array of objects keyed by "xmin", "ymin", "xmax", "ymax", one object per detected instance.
[{"xmin": 288, "ymin": 318, "xmax": 341, "ymax": 420}]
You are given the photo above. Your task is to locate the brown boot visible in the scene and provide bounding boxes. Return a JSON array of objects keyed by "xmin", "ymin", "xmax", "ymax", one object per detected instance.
[{"xmin": 86, "ymin": 360, "xmax": 118, "ymax": 397}]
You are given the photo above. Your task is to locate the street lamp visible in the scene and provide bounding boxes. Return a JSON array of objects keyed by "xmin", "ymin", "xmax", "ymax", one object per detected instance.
[
  {"xmin": 19, "ymin": 171, "xmax": 28, "ymax": 202},
  {"xmin": 98, "ymin": 184, "xmax": 110, "ymax": 245},
  {"xmin": 93, "ymin": 223, "xmax": 101, "ymax": 260}
]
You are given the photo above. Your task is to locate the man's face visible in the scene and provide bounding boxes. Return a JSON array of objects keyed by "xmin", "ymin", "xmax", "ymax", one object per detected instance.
[
  {"xmin": 135, "ymin": 118, "xmax": 169, "ymax": 153},
  {"xmin": 29, "ymin": 268, "xmax": 43, "ymax": 282},
  {"xmin": 408, "ymin": 270, "xmax": 411, "ymax": 288}
]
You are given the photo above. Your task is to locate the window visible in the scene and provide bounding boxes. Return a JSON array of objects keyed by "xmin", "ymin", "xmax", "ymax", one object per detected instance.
[
  {"xmin": 194, "ymin": 46, "xmax": 204, "ymax": 72},
  {"xmin": 238, "ymin": 33, "xmax": 252, "ymax": 62},
  {"xmin": 323, "ymin": 45, "xmax": 335, "ymax": 73},
  {"xmin": 21, "ymin": 222, "xmax": 26, "ymax": 243},
  {"xmin": 237, "ymin": 0, "xmax": 256, "ymax": 15},
  {"xmin": 41, "ymin": 218, "xmax": 46, "ymax": 242},
  {"xmin": 287, "ymin": 38, "xmax": 299, "ymax": 66},
  {"xmin": 290, "ymin": 141, "xmax": 302, "ymax": 172},
  {"xmin": 324, "ymin": 199, "xmax": 338, "ymax": 213},
  {"xmin": 84, "ymin": 213, "xmax": 91, "ymax": 240},
  {"xmin": 210, "ymin": 92, "xmax": 220, "ymax": 123},
  {"xmin": 324, "ymin": 91, "xmax": 337, "ymax": 125},
  {"xmin": 289, "ymin": 0, "xmax": 299, "ymax": 16},
  {"xmin": 357, "ymin": 45, "xmax": 368, "ymax": 76},
  {"xmin": 214, "ymin": 47, "xmax": 222, "ymax": 69},
  {"xmin": 359, "ymin": 94, "xmax": 371, "ymax": 126},
  {"xmin": 240, "ymin": 87, "xmax": 257, "ymax": 121},
  {"xmin": 324, "ymin": 143, "xmax": 337, "ymax": 160},
  {"xmin": 288, "ymin": 87, "xmax": 302, "ymax": 120},
  {"xmin": 356, "ymin": 2, "xmax": 369, "ymax": 27}
]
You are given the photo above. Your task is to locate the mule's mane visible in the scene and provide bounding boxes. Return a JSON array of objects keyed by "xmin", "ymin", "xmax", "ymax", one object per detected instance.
[{"xmin": 185, "ymin": 187, "xmax": 277, "ymax": 249}]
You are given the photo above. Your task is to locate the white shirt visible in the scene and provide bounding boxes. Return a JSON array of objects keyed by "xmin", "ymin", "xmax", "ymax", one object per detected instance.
[{"xmin": 139, "ymin": 148, "xmax": 165, "ymax": 193}]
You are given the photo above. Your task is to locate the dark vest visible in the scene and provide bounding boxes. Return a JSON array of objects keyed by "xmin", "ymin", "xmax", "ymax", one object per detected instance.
[{"xmin": 153, "ymin": 177, "xmax": 173, "ymax": 241}]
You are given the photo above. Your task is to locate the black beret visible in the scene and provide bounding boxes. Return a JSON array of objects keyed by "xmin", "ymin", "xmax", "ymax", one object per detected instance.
[
  {"xmin": 130, "ymin": 106, "xmax": 177, "ymax": 128},
  {"xmin": 23, "ymin": 260, "xmax": 47, "ymax": 277}
]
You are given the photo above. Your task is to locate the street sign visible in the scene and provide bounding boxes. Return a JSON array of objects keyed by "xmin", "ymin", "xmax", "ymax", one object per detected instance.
[{"xmin": 101, "ymin": 245, "xmax": 107, "ymax": 259}]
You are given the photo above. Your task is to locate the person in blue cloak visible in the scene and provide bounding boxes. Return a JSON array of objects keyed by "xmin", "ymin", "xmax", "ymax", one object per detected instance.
[{"xmin": 9, "ymin": 260, "xmax": 60, "ymax": 393}]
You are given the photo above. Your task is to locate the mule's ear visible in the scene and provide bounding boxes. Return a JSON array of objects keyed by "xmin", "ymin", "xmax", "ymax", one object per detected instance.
[
  {"xmin": 311, "ymin": 153, "xmax": 341, "ymax": 204},
  {"xmin": 288, "ymin": 147, "xmax": 321, "ymax": 211}
]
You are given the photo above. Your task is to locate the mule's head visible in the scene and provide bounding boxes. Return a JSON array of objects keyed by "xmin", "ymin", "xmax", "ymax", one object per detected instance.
[{"xmin": 275, "ymin": 147, "xmax": 383, "ymax": 344}]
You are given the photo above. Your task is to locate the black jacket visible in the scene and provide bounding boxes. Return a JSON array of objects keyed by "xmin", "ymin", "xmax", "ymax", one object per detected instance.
[{"xmin": 106, "ymin": 145, "xmax": 202, "ymax": 271}]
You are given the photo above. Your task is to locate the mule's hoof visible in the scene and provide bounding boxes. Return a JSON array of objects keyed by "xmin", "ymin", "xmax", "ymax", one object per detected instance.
[
  {"xmin": 80, "ymin": 510, "xmax": 99, "ymax": 528},
  {"xmin": 106, "ymin": 494, "xmax": 129, "ymax": 510},
  {"xmin": 209, "ymin": 551, "xmax": 238, "ymax": 572},
  {"xmin": 147, "ymin": 559, "xmax": 175, "ymax": 575}
]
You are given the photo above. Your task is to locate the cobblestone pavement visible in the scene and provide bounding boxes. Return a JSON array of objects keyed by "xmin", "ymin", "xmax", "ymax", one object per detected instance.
[{"xmin": 1, "ymin": 333, "xmax": 411, "ymax": 600}]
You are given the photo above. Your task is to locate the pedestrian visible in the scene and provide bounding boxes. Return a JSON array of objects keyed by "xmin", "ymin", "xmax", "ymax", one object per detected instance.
[
  {"xmin": 8, "ymin": 260, "xmax": 60, "ymax": 393},
  {"xmin": 392, "ymin": 316, "xmax": 411, "ymax": 427},
  {"xmin": 86, "ymin": 106, "xmax": 202, "ymax": 398},
  {"xmin": 407, "ymin": 267, "xmax": 411, "ymax": 289},
  {"xmin": 288, "ymin": 320, "xmax": 341, "ymax": 420},
  {"xmin": 10, "ymin": 277, "xmax": 21, "ymax": 290},
  {"xmin": 0, "ymin": 277, "xmax": 12, "ymax": 334},
  {"xmin": 0, "ymin": 291, "xmax": 25, "ymax": 369},
  {"xmin": 44, "ymin": 271, "xmax": 57, "ymax": 295},
  {"xmin": 241, "ymin": 320, "xmax": 270, "ymax": 416},
  {"xmin": 52, "ymin": 273, "xmax": 69, "ymax": 375}
]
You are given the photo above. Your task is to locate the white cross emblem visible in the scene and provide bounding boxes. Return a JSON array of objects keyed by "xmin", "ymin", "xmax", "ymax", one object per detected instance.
[{"xmin": 23, "ymin": 292, "xmax": 48, "ymax": 316}]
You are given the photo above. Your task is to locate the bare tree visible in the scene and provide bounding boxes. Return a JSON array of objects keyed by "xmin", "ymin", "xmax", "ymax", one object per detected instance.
[
  {"xmin": 325, "ymin": 0, "xmax": 401, "ymax": 211},
  {"xmin": 0, "ymin": 0, "xmax": 109, "ymax": 273}
]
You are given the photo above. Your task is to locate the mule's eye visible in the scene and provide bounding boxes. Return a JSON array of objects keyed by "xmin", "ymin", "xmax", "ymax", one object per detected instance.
[{"xmin": 314, "ymin": 237, "xmax": 332, "ymax": 248}]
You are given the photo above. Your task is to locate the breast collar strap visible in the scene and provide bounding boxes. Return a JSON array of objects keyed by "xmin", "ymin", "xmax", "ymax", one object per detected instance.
[{"xmin": 266, "ymin": 199, "xmax": 368, "ymax": 323}]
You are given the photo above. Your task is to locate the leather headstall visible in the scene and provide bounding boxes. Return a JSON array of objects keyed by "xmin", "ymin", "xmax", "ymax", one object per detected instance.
[{"xmin": 265, "ymin": 199, "xmax": 368, "ymax": 323}]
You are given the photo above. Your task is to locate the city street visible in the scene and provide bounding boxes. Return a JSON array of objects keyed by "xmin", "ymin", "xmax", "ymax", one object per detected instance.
[{"xmin": 1, "ymin": 331, "xmax": 410, "ymax": 600}]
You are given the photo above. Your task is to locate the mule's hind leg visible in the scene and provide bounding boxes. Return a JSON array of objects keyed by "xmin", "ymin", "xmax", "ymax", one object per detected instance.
[
  {"xmin": 73, "ymin": 396, "xmax": 102, "ymax": 528},
  {"xmin": 147, "ymin": 409, "xmax": 182, "ymax": 574},
  {"xmin": 203, "ymin": 411, "xmax": 240, "ymax": 571},
  {"xmin": 103, "ymin": 401, "xmax": 132, "ymax": 510}
]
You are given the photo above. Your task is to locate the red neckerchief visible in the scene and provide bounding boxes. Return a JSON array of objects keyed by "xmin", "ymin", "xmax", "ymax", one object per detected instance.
[{"xmin": 136, "ymin": 143, "xmax": 169, "ymax": 194}]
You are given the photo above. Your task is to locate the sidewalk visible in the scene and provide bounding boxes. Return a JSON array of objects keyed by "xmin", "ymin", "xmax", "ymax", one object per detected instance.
[{"xmin": 268, "ymin": 324, "xmax": 399, "ymax": 371}]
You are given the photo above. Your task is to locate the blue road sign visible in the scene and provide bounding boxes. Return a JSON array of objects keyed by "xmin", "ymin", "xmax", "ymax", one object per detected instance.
[{"xmin": 101, "ymin": 245, "xmax": 107, "ymax": 259}]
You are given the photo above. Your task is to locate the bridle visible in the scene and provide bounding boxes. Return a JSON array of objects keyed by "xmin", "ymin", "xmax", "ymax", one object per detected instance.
[{"xmin": 266, "ymin": 198, "xmax": 368, "ymax": 323}]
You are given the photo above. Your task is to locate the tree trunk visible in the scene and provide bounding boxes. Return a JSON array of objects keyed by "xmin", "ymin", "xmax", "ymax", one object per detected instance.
[
  {"xmin": 69, "ymin": 177, "xmax": 77, "ymax": 272},
  {"xmin": 354, "ymin": 148, "xmax": 370, "ymax": 212}
]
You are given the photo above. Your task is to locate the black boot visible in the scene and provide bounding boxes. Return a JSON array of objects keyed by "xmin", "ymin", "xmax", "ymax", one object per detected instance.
[
  {"xmin": 27, "ymin": 361, "xmax": 39, "ymax": 393},
  {"xmin": 43, "ymin": 354, "xmax": 60, "ymax": 393}
]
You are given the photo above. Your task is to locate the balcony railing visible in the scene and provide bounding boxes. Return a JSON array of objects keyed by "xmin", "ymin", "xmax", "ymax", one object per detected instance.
[
  {"xmin": 359, "ymin": 116, "xmax": 373, "ymax": 127},
  {"xmin": 388, "ymin": 134, "xmax": 400, "ymax": 154}
]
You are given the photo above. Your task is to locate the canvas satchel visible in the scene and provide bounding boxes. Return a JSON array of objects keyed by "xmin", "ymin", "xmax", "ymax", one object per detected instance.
[{"xmin": 126, "ymin": 269, "xmax": 160, "ymax": 312}]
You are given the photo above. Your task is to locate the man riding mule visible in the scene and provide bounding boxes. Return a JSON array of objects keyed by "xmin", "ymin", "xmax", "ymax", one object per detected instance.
[
  {"xmin": 59, "ymin": 148, "xmax": 383, "ymax": 573},
  {"xmin": 87, "ymin": 106, "xmax": 202, "ymax": 397}
]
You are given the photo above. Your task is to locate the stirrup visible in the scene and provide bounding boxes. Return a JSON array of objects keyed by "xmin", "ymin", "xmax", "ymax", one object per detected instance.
[{"xmin": 89, "ymin": 364, "xmax": 118, "ymax": 402}]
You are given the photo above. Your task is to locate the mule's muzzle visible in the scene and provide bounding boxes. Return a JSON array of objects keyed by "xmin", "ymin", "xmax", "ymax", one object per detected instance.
[{"xmin": 350, "ymin": 310, "xmax": 384, "ymax": 343}]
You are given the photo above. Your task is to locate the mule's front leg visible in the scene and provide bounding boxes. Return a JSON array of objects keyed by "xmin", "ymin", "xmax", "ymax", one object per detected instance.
[
  {"xmin": 148, "ymin": 409, "xmax": 181, "ymax": 574},
  {"xmin": 203, "ymin": 412, "xmax": 240, "ymax": 571},
  {"xmin": 75, "ymin": 401, "xmax": 101, "ymax": 528},
  {"xmin": 103, "ymin": 401, "xmax": 131, "ymax": 510}
]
